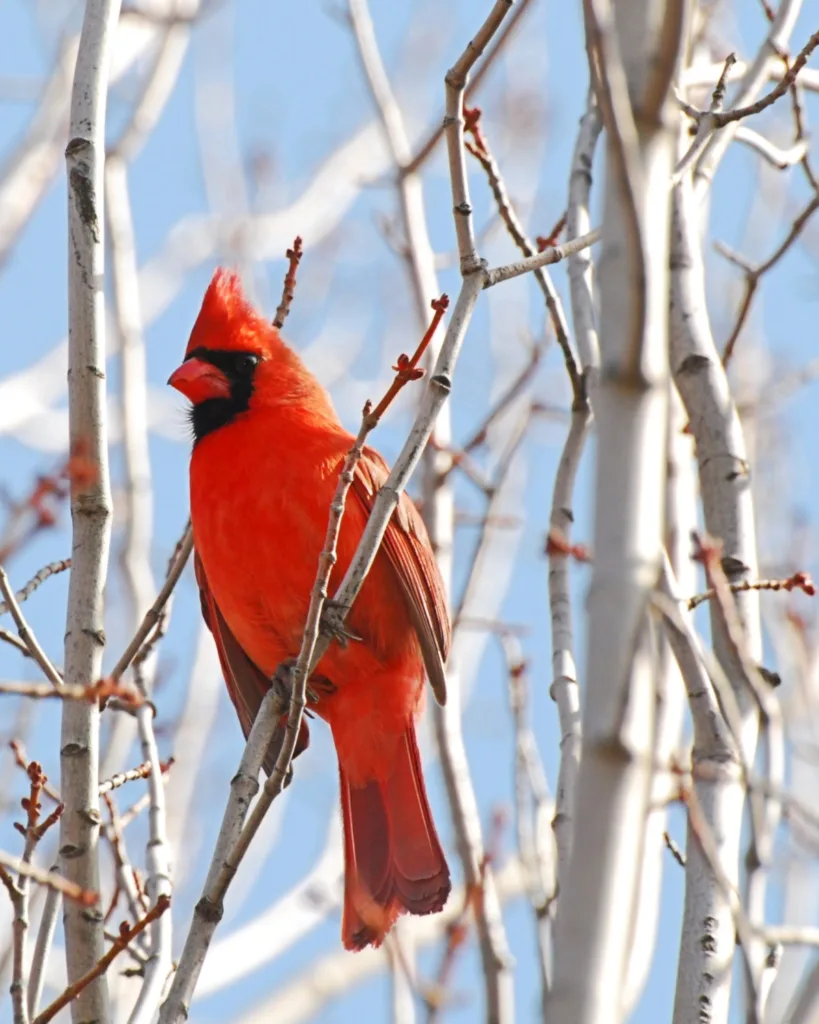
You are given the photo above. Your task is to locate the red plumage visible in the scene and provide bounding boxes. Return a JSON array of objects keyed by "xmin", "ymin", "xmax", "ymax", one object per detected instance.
[{"xmin": 170, "ymin": 269, "xmax": 451, "ymax": 949}]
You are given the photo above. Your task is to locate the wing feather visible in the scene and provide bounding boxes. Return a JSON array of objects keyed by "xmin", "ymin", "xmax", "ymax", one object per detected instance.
[
  {"xmin": 351, "ymin": 449, "xmax": 451, "ymax": 705},
  {"xmin": 194, "ymin": 551, "xmax": 309, "ymax": 776}
]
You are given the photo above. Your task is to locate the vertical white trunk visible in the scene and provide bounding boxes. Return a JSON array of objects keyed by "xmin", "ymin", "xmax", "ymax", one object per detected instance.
[
  {"xmin": 60, "ymin": 1, "xmax": 121, "ymax": 1020},
  {"xmin": 546, "ymin": 2, "xmax": 684, "ymax": 1021}
]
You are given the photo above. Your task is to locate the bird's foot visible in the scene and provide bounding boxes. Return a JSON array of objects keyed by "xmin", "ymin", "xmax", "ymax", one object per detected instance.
[
  {"xmin": 270, "ymin": 658, "xmax": 297, "ymax": 716},
  {"xmin": 270, "ymin": 658, "xmax": 336, "ymax": 714},
  {"xmin": 320, "ymin": 599, "xmax": 362, "ymax": 648}
]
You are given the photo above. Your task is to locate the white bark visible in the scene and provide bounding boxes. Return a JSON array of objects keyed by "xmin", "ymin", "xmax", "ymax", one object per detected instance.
[
  {"xmin": 623, "ymin": 388, "xmax": 694, "ymax": 1015},
  {"xmin": 660, "ymin": 553, "xmax": 744, "ymax": 1024},
  {"xmin": 669, "ymin": 174, "xmax": 763, "ymax": 1024},
  {"xmin": 548, "ymin": 409, "xmax": 589, "ymax": 890},
  {"xmin": 692, "ymin": 0, "xmax": 805, "ymax": 202},
  {"xmin": 430, "ymin": 6, "xmax": 517, "ymax": 1020},
  {"xmin": 60, "ymin": 1, "xmax": 121, "ymax": 1021},
  {"xmin": 27, "ymin": 879, "xmax": 60, "ymax": 1019},
  {"xmin": 547, "ymin": 92, "xmax": 602, "ymax": 904},
  {"xmin": 566, "ymin": 93, "xmax": 602, "ymax": 376},
  {"xmin": 546, "ymin": 1, "xmax": 684, "ymax": 1021},
  {"xmin": 126, "ymin": 701, "xmax": 173, "ymax": 1024}
]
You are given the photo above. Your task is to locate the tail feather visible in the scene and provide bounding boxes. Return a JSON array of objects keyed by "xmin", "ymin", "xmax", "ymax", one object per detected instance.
[
  {"xmin": 386, "ymin": 730, "xmax": 451, "ymax": 914},
  {"xmin": 339, "ymin": 723, "xmax": 450, "ymax": 951}
]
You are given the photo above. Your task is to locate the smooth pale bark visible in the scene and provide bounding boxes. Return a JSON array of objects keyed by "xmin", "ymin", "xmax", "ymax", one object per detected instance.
[
  {"xmin": 546, "ymin": 2, "xmax": 685, "ymax": 1022},
  {"xmin": 622, "ymin": 389, "xmax": 695, "ymax": 1016},
  {"xmin": 669, "ymin": 176, "xmax": 763, "ymax": 1024},
  {"xmin": 61, "ymin": 1, "xmax": 121, "ymax": 1021}
]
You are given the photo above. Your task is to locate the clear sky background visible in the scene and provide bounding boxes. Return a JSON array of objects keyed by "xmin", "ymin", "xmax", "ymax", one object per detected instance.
[{"xmin": 0, "ymin": 1, "xmax": 817, "ymax": 1021}]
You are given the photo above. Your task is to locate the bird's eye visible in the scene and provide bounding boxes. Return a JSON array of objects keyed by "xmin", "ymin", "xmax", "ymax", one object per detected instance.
[{"xmin": 236, "ymin": 353, "xmax": 260, "ymax": 374}]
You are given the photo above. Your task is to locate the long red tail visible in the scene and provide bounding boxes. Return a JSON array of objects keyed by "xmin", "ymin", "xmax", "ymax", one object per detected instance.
[{"xmin": 339, "ymin": 723, "xmax": 451, "ymax": 951}]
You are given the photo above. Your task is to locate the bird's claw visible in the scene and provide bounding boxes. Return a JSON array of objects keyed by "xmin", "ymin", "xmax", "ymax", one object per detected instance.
[
  {"xmin": 320, "ymin": 599, "xmax": 362, "ymax": 648},
  {"xmin": 270, "ymin": 658, "xmax": 296, "ymax": 715},
  {"xmin": 270, "ymin": 658, "xmax": 336, "ymax": 713}
]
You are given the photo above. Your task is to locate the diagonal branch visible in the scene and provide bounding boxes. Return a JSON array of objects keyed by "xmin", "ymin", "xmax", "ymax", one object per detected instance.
[
  {"xmin": 0, "ymin": 568, "xmax": 63, "ymax": 689},
  {"xmin": 33, "ymin": 896, "xmax": 170, "ymax": 1024}
]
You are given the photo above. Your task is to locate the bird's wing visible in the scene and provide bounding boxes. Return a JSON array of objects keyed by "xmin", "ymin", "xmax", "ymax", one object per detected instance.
[
  {"xmin": 351, "ymin": 448, "xmax": 451, "ymax": 706},
  {"xmin": 194, "ymin": 550, "xmax": 309, "ymax": 776}
]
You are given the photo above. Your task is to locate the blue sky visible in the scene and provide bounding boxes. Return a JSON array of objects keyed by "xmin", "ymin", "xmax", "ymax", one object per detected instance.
[{"xmin": 0, "ymin": 1, "xmax": 817, "ymax": 1021}]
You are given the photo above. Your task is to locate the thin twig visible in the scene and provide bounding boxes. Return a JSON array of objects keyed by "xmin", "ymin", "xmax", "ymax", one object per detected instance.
[
  {"xmin": 98, "ymin": 758, "xmax": 173, "ymax": 797},
  {"xmin": 0, "ymin": 629, "xmax": 32, "ymax": 659},
  {"xmin": 102, "ymin": 794, "xmax": 151, "ymax": 934},
  {"xmin": 0, "ymin": 568, "xmax": 63, "ymax": 689},
  {"xmin": 27, "ymin": 877, "xmax": 60, "ymax": 1019},
  {"xmin": 403, "ymin": 0, "xmax": 535, "ymax": 176},
  {"xmin": 0, "ymin": 864, "xmax": 28, "ymax": 1024},
  {"xmin": 110, "ymin": 522, "xmax": 193, "ymax": 682},
  {"xmin": 459, "ymin": 341, "xmax": 544, "ymax": 456},
  {"xmin": 463, "ymin": 107, "xmax": 580, "ymax": 398},
  {"xmin": 453, "ymin": 408, "xmax": 530, "ymax": 629},
  {"xmin": 483, "ymin": 229, "xmax": 601, "ymax": 289},
  {"xmin": 694, "ymin": 30, "xmax": 819, "ymax": 129},
  {"xmin": 0, "ymin": 561, "xmax": 71, "ymax": 617},
  {"xmin": 133, "ymin": 524, "xmax": 192, "ymax": 672},
  {"xmin": 9, "ymin": 742, "xmax": 61, "ymax": 805},
  {"xmin": 722, "ymin": 195, "xmax": 819, "ymax": 364},
  {"xmin": 688, "ymin": 571, "xmax": 815, "ymax": 610},
  {"xmin": 0, "ymin": 679, "xmax": 142, "ymax": 704},
  {"xmin": 673, "ymin": 53, "xmax": 737, "ymax": 184},
  {"xmin": 664, "ymin": 831, "xmax": 686, "ymax": 868},
  {"xmin": 0, "ymin": 461, "xmax": 73, "ymax": 564},
  {"xmin": 32, "ymin": 896, "xmax": 170, "ymax": 1024},
  {"xmin": 0, "ymin": 850, "xmax": 96, "ymax": 904},
  {"xmin": 691, "ymin": 0, "xmax": 807, "ymax": 200},
  {"xmin": 272, "ymin": 236, "xmax": 303, "ymax": 329},
  {"xmin": 127, "ymin": 660, "xmax": 174, "ymax": 1023},
  {"xmin": 501, "ymin": 635, "xmax": 553, "ymax": 1004},
  {"xmin": 5, "ymin": 761, "xmax": 64, "ymax": 1024}
]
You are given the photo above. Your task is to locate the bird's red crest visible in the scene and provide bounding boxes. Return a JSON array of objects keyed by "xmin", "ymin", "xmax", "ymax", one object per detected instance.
[{"xmin": 185, "ymin": 268, "xmax": 280, "ymax": 359}]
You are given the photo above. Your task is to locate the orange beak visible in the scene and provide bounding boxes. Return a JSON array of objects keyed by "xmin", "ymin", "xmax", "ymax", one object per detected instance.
[{"xmin": 168, "ymin": 358, "xmax": 232, "ymax": 404}]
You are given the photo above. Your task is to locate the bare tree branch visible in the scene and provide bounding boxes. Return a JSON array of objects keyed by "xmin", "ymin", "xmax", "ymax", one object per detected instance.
[
  {"xmin": 669, "ymin": 171, "xmax": 764, "ymax": 1024},
  {"xmin": 33, "ymin": 896, "xmax": 170, "ymax": 1024},
  {"xmin": 0, "ymin": 568, "xmax": 63, "ymax": 689},
  {"xmin": 0, "ymin": 561, "xmax": 71, "ymax": 617},
  {"xmin": 0, "ymin": 852, "xmax": 96, "ymax": 904},
  {"xmin": 692, "ymin": 0, "xmax": 805, "ymax": 200}
]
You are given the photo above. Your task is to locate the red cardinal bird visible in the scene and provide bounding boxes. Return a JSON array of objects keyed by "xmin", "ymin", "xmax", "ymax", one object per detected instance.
[{"xmin": 168, "ymin": 269, "xmax": 451, "ymax": 949}]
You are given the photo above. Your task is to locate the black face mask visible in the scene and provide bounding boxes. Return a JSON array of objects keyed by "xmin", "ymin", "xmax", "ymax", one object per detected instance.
[{"xmin": 184, "ymin": 348, "xmax": 261, "ymax": 443}]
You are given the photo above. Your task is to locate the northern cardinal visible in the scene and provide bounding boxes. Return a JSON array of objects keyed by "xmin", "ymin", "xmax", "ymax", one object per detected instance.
[{"xmin": 168, "ymin": 269, "xmax": 451, "ymax": 949}]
